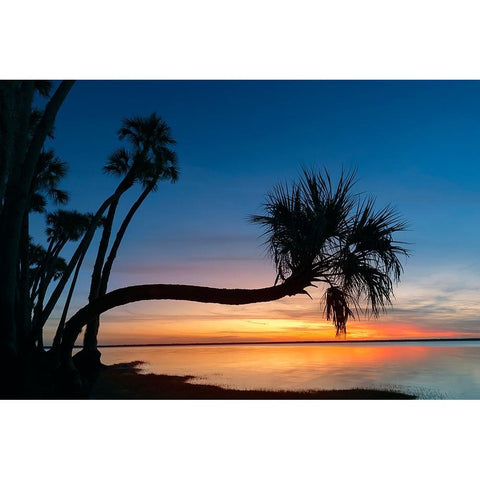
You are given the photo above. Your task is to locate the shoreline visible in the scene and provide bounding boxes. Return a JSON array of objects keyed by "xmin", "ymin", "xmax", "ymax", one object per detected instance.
[
  {"xmin": 65, "ymin": 337, "xmax": 480, "ymax": 350},
  {"xmin": 90, "ymin": 362, "xmax": 416, "ymax": 399}
]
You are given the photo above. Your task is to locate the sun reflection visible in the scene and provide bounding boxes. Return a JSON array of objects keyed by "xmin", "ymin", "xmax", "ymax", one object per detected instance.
[{"xmin": 100, "ymin": 343, "xmax": 436, "ymax": 392}]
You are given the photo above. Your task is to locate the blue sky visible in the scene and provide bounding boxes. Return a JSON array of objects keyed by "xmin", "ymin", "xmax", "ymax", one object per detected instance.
[{"xmin": 32, "ymin": 80, "xmax": 480, "ymax": 343}]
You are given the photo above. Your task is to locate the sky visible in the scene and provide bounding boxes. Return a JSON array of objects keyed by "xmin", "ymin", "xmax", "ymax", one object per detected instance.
[{"xmin": 33, "ymin": 80, "xmax": 480, "ymax": 344}]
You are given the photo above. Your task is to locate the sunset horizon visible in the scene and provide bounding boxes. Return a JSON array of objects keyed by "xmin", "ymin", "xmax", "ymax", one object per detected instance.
[
  {"xmin": 4, "ymin": 79, "xmax": 480, "ymax": 401},
  {"xmin": 28, "ymin": 80, "xmax": 480, "ymax": 347}
]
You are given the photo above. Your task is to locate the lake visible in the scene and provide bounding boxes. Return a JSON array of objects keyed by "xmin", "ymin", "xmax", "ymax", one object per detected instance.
[{"xmin": 99, "ymin": 340, "xmax": 480, "ymax": 399}]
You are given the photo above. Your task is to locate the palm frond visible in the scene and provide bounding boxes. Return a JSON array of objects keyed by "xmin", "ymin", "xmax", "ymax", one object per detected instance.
[
  {"xmin": 49, "ymin": 188, "xmax": 69, "ymax": 205},
  {"xmin": 118, "ymin": 113, "xmax": 176, "ymax": 150},
  {"xmin": 251, "ymin": 167, "xmax": 409, "ymax": 335},
  {"xmin": 31, "ymin": 150, "xmax": 68, "ymax": 210},
  {"xmin": 324, "ymin": 286, "xmax": 355, "ymax": 335},
  {"xmin": 46, "ymin": 209, "xmax": 95, "ymax": 243},
  {"xmin": 103, "ymin": 148, "xmax": 132, "ymax": 176}
]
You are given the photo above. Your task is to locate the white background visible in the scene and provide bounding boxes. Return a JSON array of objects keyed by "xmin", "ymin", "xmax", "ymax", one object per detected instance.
[{"xmin": 2, "ymin": 1, "xmax": 480, "ymax": 478}]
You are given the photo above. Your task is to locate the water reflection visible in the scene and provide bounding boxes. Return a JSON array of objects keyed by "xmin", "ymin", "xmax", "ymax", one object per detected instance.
[{"xmin": 100, "ymin": 341, "xmax": 480, "ymax": 399}]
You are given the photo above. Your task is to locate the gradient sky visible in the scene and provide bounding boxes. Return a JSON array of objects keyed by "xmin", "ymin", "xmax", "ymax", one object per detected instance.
[{"xmin": 32, "ymin": 80, "xmax": 480, "ymax": 344}]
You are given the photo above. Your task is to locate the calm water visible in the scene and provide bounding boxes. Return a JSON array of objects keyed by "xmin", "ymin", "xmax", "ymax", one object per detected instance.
[{"xmin": 99, "ymin": 341, "xmax": 480, "ymax": 399}]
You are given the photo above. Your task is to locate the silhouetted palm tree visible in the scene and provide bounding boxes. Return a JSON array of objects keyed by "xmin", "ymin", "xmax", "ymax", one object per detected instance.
[
  {"xmin": 34, "ymin": 114, "xmax": 178, "ymax": 345},
  {"xmin": 100, "ymin": 149, "xmax": 179, "ymax": 295},
  {"xmin": 59, "ymin": 168, "xmax": 408, "ymax": 366},
  {"xmin": 250, "ymin": 169, "xmax": 407, "ymax": 334},
  {"xmin": 31, "ymin": 210, "xmax": 93, "ymax": 346},
  {"xmin": 47, "ymin": 211, "xmax": 99, "ymax": 354},
  {"xmin": 30, "ymin": 209, "xmax": 90, "ymax": 296},
  {"xmin": 0, "ymin": 80, "xmax": 74, "ymax": 363},
  {"xmin": 17, "ymin": 150, "xmax": 69, "ymax": 345},
  {"xmin": 81, "ymin": 114, "xmax": 178, "ymax": 361}
]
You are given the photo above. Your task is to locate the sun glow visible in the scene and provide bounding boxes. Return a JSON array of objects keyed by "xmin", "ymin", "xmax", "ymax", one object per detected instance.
[
  {"xmin": 43, "ymin": 261, "xmax": 480, "ymax": 347},
  {"xmin": 82, "ymin": 310, "xmax": 480, "ymax": 346}
]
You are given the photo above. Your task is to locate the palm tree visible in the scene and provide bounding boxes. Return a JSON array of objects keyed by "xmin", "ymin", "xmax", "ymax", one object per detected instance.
[
  {"xmin": 99, "ymin": 149, "xmax": 179, "ymax": 295},
  {"xmin": 17, "ymin": 150, "xmax": 69, "ymax": 347},
  {"xmin": 0, "ymin": 80, "xmax": 74, "ymax": 364},
  {"xmin": 33, "ymin": 141, "xmax": 140, "ymax": 337},
  {"xmin": 30, "ymin": 210, "xmax": 93, "ymax": 347},
  {"xmin": 50, "ymin": 248, "xmax": 88, "ymax": 352},
  {"xmin": 58, "ymin": 168, "xmax": 408, "ymax": 367},
  {"xmin": 34, "ymin": 114, "xmax": 177, "ymax": 344},
  {"xmin": 250, "ymin": 169, "xmax": 408, "ymax": 334},
  {"xmin": 81, "ymin": 114, "xmax": 178, "ymax": 361},
  {"xmin": 30, "ymin": 209, "xmax": 90, "ymax": 297},
  {"xmin": 25, "ymin": 150, "xmax": 69, "ymax": 289}
]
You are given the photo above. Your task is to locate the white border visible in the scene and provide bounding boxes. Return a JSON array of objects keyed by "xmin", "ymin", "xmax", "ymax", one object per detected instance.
[{"xmin": 2, "ymin": 2, "xmax": 480, "ymax": 478}]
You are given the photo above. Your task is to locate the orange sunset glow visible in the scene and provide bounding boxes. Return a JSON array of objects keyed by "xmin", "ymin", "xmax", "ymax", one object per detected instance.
[
  {"xmin": 44, "ymin": 251, "xmax": 480, "ymax": 346},
  {"xmin": 90, "ymin": 315, "xmax": 479, "ymax": 346},
  {"xmin": 69, "ymin": 297, "xmax": 480, "ymax": 346}
]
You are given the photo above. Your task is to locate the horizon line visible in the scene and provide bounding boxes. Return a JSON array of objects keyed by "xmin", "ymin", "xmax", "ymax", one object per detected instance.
[{"xmin": 64, "ymin": 337, "xmax": 480, "ymax": 349}]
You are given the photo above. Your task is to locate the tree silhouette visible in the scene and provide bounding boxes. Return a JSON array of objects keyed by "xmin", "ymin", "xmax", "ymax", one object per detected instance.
[
  {"xmin": 50, "ymin": 213, "xmax": 98, "ymax": 353},
  {"xmin": 0, "ymin": 80, "xmax": 74, "ymax": 364},
  {"xmin": 79, "ymin": 114, "xmax": 179, "ymax": 366},
  {"xmin": 18, "ymin": 150, "xmax": 69, "ymax": 346},
  {"xmin": 59, "ymin": 169, "xmax": 408, "ymax": 367},
  {"xmin": 30, "ymin": 210, "xmax": 93, "ymax": 347},
  {"xmin": 250, "ymin": 169, "xmax": 408, "ymax": 334}
]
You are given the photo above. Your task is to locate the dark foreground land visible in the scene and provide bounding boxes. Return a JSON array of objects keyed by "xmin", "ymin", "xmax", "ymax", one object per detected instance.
[{"xmin": 90, "ymin": 361, "xmax": 416, "ymax": 399}]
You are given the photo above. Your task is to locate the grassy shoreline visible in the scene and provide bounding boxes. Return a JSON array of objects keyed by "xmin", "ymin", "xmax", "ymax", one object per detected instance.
[{"xmin": 90, "ymin": 362, "xmax": 416, "ymax": 399}]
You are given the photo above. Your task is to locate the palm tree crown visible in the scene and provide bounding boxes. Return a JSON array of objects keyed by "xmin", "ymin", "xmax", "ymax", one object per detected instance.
[
  {"xmin": 46, "ymin": 210, "xmax": 94, "ymax": 244},
  {"xmin": 250, "ymin": 168, "xmax": 408, "ymax": 335},
  {"xmin": 103, "ymin": 113, "xmax": 179, "ymax": 186},
  {"xmin": 29, "ymin": 150, "xmax": 68, "ymax": 213}
]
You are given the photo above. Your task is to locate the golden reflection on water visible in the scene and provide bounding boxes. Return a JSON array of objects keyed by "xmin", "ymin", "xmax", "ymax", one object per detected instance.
[{"xmin": 98, "ymin": 342, "xmax": 480, "ymax": 398}]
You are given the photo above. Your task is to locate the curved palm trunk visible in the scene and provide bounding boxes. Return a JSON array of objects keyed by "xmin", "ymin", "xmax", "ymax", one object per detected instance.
[
  {"xmin": 59, "ymin": 275, "xmax": 311, "ymax": 364},
  {"xmin": 82, "ymin": 199, "xmax": 119, "ymax": 351},
  {"xmin": 83, "ymin": 184, "xmax": 153, "ymax": 352},
  {"xmin": 101, "ymin": 185, "xmax": 152, "ymax": 294},
  {"xmin": 51, "ymin": 248, "xmax": 87, "ymax": 351},
  {"xmin": 32, "ymin": 173, "xmax": 134, "ymax": 337},
  {"xmin": 31, "ymin": 271, "xmax": 53, "ymax": 346},
  {"xmin": 88, "ymin": 199, "xmax": 119, "ymax": 301},
  {"xmin": 30, "ymin": 239, "xmax": 67, "ymax": 342}
]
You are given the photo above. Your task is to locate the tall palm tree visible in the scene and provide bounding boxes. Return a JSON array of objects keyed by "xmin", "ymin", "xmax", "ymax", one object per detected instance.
[
  {"xmin": 24, "ymin": 150, "xmax": 69, "ymax": 290},
  {"xmin": 25, "ymin": 239, "xmax": 68, "ymax": 349},
  {"xmin": 81, "ymin": 114, "xmax": 178, "ymax": 360},
  {"xmin": 30, "ymin": 209, "xmax": 90, "ymax": 297},
  {"xmin": 99, "ymin": 150, "xmax": 179, "ymax": 295},
  {"xmin": 34, "ymin": 114, "xmax": 177, "ymax": 343},
  {"xmin": 33, "ymin": 139, "xmax": 140, "ymax": 336},
  {"xmin": 30, "ymin": 210, "xmax": 93, "ymax": 346},
  {"xmin": 0, "ymin": 80, "xmax": 74, "ymax": 363},
  {"xmin": 59, "ymin": 168, "xmax": 408, "ymax": 366},
  {"xmin": 17, "ymin": 150, "xmax": 69, "ymax": 346}
]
